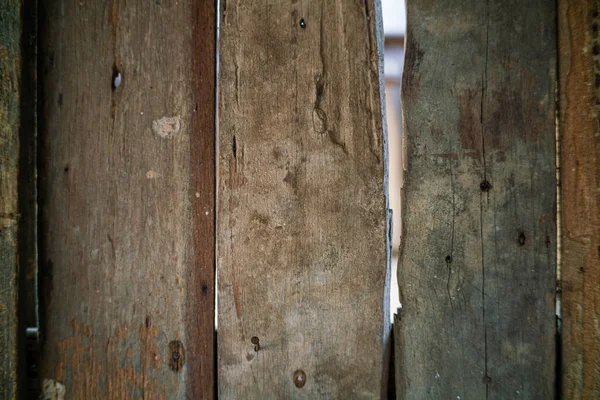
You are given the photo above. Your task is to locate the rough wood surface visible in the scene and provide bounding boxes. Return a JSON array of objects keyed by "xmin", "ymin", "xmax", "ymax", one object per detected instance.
[
  {"xmin": 38, "ymin": 1, "xmax": 216, "ymax": 398},
  {"xmin": 559, "ymin": 1, "xmax": 600, "ymax": 398},
  {"xmin": 0, "ymin": 1, "xmax": 22, "ymax": 398},
  {"xmin": 217, "ymin": 0, "xmax": 390, "ymax": 398},
  {"xmin": 397, "ymin": 1, "xmax": 557, "ymax": 398}
]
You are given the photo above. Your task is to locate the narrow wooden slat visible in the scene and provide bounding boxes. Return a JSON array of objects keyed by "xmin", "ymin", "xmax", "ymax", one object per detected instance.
[
  {"xmin": 38, "ymin": 1, "xmax": 216, "ymax": 397},
  {"xmin": 559, "ymin": 1, "xmax": 600, "ymax": 398},
  {"xmin": 0, "ymin": 1, "xmax": 22, "ymax": 398},
  {"xmin": 217, "ymin": 0, "xmax": 390, "ymax": 398},
  {"xmin": 189, "ymin": 1, "xmax": 217, "ymax": 398},
  {"xmin": 397, "ymin": 1, "xmax": 557, "ymax": 398}
]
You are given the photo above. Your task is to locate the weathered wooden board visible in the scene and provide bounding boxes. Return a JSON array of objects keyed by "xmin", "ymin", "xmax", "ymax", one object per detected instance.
[
  {"xmin": 217, "ymin": 0, "xmax": 390, "ymax": 398},
  {"xmin": 559, "ymin": 0, "xmax": 600, "ymax": 398},
  {"xmin": 397, "ymin": 1, "xmax": 557, "ymax": 398},
  {"xmin": 0, "ymin": 2, "xmax": 22, "ymax": 398},
  {"xmin": 38, "ymin": 1, "xmax": 216, "ymax": 398}
]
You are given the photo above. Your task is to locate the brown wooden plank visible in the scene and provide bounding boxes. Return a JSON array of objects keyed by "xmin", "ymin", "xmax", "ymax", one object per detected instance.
[
  {"xmin": 0, "ymin": 1, "xmax": 22, "ymax": 398},
  {"xmin": 559, "ymin": 1, "xmax": 600, "ymax": 398},
  {"xmin": 217, "ymin": 0, "xmax": 390, "ymax": 398},
  {"xmin": 397, "ymin": 0, "xmax": 557, "ymax": 398},
  {"xmin": 38, "ymin": 1, "xmax": 216, "ymax": 397},
  {"xmin": 189, "ymin": 1, "xmax": 217, "ymax": 398}
]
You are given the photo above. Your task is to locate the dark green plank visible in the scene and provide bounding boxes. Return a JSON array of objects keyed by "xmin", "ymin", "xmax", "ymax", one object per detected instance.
[{"xmin": 397, "ymin": 1, "xmax": 557, "ymax": 398}]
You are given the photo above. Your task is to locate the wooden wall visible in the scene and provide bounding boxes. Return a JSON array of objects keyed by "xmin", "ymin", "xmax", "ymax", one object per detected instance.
[{"xmin": 0, "ymin": 0, "xmax": 598, "ymax": 398}]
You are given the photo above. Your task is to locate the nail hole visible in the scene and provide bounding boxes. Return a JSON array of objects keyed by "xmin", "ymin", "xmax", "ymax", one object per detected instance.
[
  {"xmin": 518, "ymin": 232, "xmax": 526, "ymax": 246},
  {"xmin": 168, "ymin": 340, "xmax": 185, "ymax": 372},
  {"xmin": 251, "ymin": 336, "xmax": 260, "ymax": 352},
  {"xmin": 480, "ymin": 180, "xmax": 492, "ymax": 192},
  {"xmin": 293, "ymin": 370, "xmax": 307, "ymax": 388},
  {"xmin": 112, "ymin": 69, "xmax": 122, "ymax": 89},
  {"xmin": 299, "ymin": 18, "xmax": 306, "ymax": 28},
  {"xmin": 445, "ymin": 255, "xmax": 452, "ymax": 264}
]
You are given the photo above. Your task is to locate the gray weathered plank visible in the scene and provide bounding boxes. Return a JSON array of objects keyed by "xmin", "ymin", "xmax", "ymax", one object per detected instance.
[
  {"xmin": 0, "ymin": 1, "xmax": 22, "ymax": 398},
  {"xmin": 559, "ymin": 0, "xmax": 600, "ymax": 398},
  {"xmin": 38, "ymin": 1, "xmax": 216, "ymax": 398},
  {"xmin": 397, "ymin": 0, "xmax": 557, "ymax": 398},
  {"xmin": 217, "ymin": 0, "xmax": 390, "ymax": 398}
]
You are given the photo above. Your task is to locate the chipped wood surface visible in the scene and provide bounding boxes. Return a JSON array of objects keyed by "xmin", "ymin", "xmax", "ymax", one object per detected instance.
[
  {"xmin": 559, "ymin": 0, "xmax": 600, "ymax": 398},
  {"xmin": 38, "ymin": 1, "xmax": 216, "ymax": 398},
  {"xmin": 217, "ymin": 0, "xmax": 390, "ymax": 398},
  {"xmin": 0, "ymin": 1, "xmax": 22, "ymax": 398},
  {"xmin": 397, "ymin": 1, "xmax": 557, "ymax": 398}
]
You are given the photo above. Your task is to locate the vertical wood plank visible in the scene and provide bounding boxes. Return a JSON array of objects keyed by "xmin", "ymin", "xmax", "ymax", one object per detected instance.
[
  {"xmin": 559, "ymin": 0, "xmax": 600, "ymax": 398},
  {"xmin": 397, "ymin": 1, "xmax": 557, "ymax": 398},
  {"xmin": 217, "ymin": 0, "xmax": 390, "ymax": 398},
  {"xmin": 0, "ymin": 1, "xmax": 22, "ymax": 398},
  {"xmin": 189, "ymin": 1, "xmax": 217, "ymax": 398},
  {"xmin": 38, "ymin": 1, "xmax": 216, "ymax": 397}
]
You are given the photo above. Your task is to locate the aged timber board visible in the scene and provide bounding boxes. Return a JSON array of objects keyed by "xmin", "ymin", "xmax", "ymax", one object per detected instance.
[
  {"xmin": 217, "ymin": 0, "xmax": 391, "ymax": 398},
  {"xmin": 0, "ymin": 1, "xmax": 22, "ymax": 398},
  {"xmin": 397, "ymin": 0, "xmax": 557, "ymax": 399},
  {"xmin": 559, "ymin": 0, "xmax": 600, "ymax": 398},
  {"xmin": 38, "ymin": 1, "xmax": 216, "ymax": 398}
]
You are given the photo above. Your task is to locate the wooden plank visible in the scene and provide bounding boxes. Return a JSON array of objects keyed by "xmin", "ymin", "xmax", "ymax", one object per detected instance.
[
  {"xmin": 217, "ymin": 0, "xmax": 390, "ymax": 398},
  {"xmin": 0, "ymin": 1, "xmax": 22, "ymax": 398},
  {"xmin": 559, "ymin": 0, "xmax": 600, "ymax": 398},
  {"xmin": 397, "ymin": 1, "xmax": 557, "ymax": 398},
  {"xmin": 38, "ymin": 1, "xmax": 216, "ymax": 398}
]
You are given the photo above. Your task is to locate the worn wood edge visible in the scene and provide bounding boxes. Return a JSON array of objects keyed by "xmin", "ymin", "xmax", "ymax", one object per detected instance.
[
  {"xmin": 372, "ymin": 0, "xmax": 394, "ymax": 396},
  {"xmin": 17, "ymin": 0, "xmax": 39, "ymax": 396},
  {"xmin": 559, "ymin": 0, "xmax": 600, "ymax": 398},
  {"xmin": 0, "ymin": 1, "xmax": 23, "ymax": 398}
]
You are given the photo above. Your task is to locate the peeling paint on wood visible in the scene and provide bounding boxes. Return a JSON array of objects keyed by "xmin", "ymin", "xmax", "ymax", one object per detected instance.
[
  {"xmin": 397, "ymin": 0, "xmax": 557, "ymax": 398},
  {"xmin": 559, "ymin": 0, "xmax": 600, "ymax": 398},
  {"xmin": 218, "ymin": 0, "xmax": 390, "ymax": 398}
]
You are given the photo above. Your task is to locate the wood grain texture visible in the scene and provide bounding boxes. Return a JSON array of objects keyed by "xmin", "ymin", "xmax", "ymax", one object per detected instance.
[
  {"xmin": 397, "ymin": 1, "xmax": 557, "ymax": 398},
  {"xmin": 217, "ymin": 0, "xmax": 390, "ymax": 398},
  {"xmin": 559, "ymin": 1, "xmax": 600, "ymax": 398},
  {"xmin": 38, "ymin": 1, "xmax": 216, "ymax": 398},
  {"xmin": 0, "ymin": 1, "xmax": 22, "ymax": 398}
]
